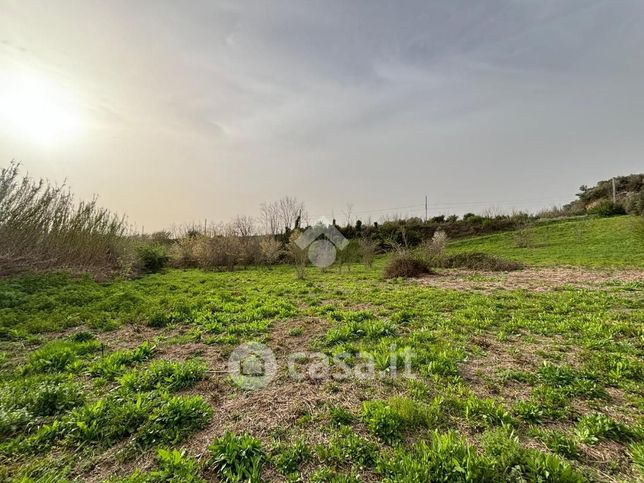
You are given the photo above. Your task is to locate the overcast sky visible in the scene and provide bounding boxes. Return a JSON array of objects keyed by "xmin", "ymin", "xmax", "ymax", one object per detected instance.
[{"xmin": 1, "ymin": 0, "xmax": 643, "ymax": 230}]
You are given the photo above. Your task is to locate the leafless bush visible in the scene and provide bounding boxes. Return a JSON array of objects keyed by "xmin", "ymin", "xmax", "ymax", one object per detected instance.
[
  {"xmin": 0, "ymin": 162, "xmax": 128, "ymax": 276},
  {"xmin": 170, "ymin": 221, "xmax": 264, "ymax": 271},
  {"xmin": 288, "ymin": 229, "xmax": 307, "ymax": 279},
  {"xmin": 259, "ymin": 236, "xmax": 282, "ymax": 265},
  {"xmin": 384, "ymin": 252, "xmax": 432, "ymax": 279}
]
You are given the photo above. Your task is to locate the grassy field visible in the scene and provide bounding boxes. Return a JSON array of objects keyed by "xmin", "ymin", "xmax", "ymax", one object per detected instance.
[
  {"xmin": 448, "ymin": 215, "xmax": 644, "ymax": 268},
  {"xmin": 0, "ymin": 216, "xmax": 642, "ymax": 482}
]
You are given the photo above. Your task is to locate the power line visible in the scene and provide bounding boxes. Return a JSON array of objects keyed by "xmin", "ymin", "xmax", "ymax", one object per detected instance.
[{"xmin": 309, "ymin": 196, "xmax": 572, "ymax": 222}]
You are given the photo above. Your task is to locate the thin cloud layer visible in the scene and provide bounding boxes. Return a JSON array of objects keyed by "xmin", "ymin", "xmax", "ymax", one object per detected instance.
[{"xmin": 1, "ymin": 0, "xmax": 643, "ymax": 228}]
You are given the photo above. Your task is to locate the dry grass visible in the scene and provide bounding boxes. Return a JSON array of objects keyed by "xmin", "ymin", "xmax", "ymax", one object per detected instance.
[
  {"xmin": 384, "ymin": 253, "xmax": 433, "ymax": 279},
  {"xmin": 418, "ymin": 267, "xmax": 644, "ymax": 292},
  {"xmin": 0, "ymin": 163, "xmax": 128, "ymax": 277}
]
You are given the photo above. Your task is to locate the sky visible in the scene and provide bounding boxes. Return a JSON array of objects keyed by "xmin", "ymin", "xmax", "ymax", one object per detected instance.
[{"xmin": 1, "ymin": 0, "xmax": 643, "ymax": 231}]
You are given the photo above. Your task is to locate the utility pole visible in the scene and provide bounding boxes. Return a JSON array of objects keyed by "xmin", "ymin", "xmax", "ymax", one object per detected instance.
[
  {"xmin": 612, "ymin": 178, "xmax": 616, "ymax": 203},
  {"xmin": 425, "ymin": 195, "xmax": 428, "ymax": 222}
]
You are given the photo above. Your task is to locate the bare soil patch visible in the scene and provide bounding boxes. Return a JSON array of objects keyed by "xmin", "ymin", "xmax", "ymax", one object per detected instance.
[
  {"xmin": 418, "ymin": 267, "xmax": 644, "ymax": 292},
  {"xmin": 96, "ymin": 323, "xmax": 166, "ymax": 350},
  {"xmin": 460, "ymin": 332, "xmax": 583, "ymax": 402}
]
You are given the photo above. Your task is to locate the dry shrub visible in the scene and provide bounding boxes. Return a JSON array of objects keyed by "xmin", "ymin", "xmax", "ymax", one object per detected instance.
[
  {"xmin": 422, "ymin": 230, "xmax": 448, "ymax": 262},
  {"xmin": 439, "ymin": 252, "xmax": 523, "ymax": 271},
  {"xmin": 288, "ymin": 230, "xmax": 307, "ymax": 279},
  {"xmin": 0, "ymin": 162, "xmax": 128, "ymax": 277},
  {"xmin": 170, "ymin": 236, "xmax": 200, "ymax": 268},
  {"xmin": 384, "ymin": 253, "xmax": 433, "ymax": 279},
  {"xmin": 259, "ymin": 236, "xmax": 283, "ymax": 265}
]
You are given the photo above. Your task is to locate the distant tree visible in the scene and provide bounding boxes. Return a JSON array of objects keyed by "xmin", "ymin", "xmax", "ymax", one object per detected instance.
[
  {"xmin": 261, "ymin": 196, "xmax": 307, "ymax": 235},
  {"xmin": 343, "ymin": 203, "xmax": 354, "ymax": 227},
  {"xmin": 231, "ymin": 215, "xmax": 255, "ymax": 238}
]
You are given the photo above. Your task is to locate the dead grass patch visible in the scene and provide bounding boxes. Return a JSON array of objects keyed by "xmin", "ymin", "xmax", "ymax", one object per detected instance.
[{"xmin": 418, "ymin": 267, "xmax": 644, "ymax": 292}]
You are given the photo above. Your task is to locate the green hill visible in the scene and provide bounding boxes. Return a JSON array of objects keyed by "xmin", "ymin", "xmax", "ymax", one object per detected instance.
[{"xmin": 447, "ymin": 215, "xmax": 644, "ymax": 268}]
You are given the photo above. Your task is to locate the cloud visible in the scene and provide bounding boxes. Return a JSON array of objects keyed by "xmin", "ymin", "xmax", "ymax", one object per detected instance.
[{"xmin": 1, "ymin": 0, "xmax": 643, "ymax": 229}]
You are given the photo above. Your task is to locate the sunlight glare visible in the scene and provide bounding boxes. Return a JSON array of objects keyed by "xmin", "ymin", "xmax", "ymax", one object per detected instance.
[{"xmin": 0, "ymin": 72, "xmax": 85, "ymax": 146}]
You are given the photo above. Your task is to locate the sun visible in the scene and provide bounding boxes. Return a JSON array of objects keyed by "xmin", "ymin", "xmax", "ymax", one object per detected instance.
[{"xmin": 0, "ymin": 72, "xmax": 85, "ymax": 146}]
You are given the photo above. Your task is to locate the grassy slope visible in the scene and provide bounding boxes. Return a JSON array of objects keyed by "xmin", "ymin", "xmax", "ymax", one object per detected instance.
[{"xmin": 447, "ymin": 215, "xmax": 644, "ymax": 268}]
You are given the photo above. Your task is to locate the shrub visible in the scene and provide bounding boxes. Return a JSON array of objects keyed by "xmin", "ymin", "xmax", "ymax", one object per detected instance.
[
  {"xmin": 208, "ymin": 431, "xmax": 265, "ymax": 483},
  {"xmin": 287, "ymin": 230, "xmax": 307, "ymax": 279},
  {"xmin": 358, "ymin": 238, "xmax": 378, "ymax": 269},
  {"xmin": 0, "ymin": 162, "xmax": 128, "ymax": 277},
  {"xmin": 438, "ymin": 252, "xmax": 523, "ymax": 271},
  {"xmin": 335, "ymin": 239, "xmax": 360, "ymax": 271},
  {"xmin": 624, "ymin": 191, "xmax": 644, "ymax": 215},
  {"xmin": 258, "ymin": 236, "xmax": 282, "ymax": 265},
  {"xmin": 587, "ymin": 200, "xmax": 626, "ymax": 217},
  {"xmin": 422, "ymin": 230, "xmax": 448, "ymax": 262},
  {"xmin": 514, "ymin": 228, "xmax": 533, "ymax": 248},
  {"xmin": 136, "ymin": 244, "xmax": 169, "ymax": 273},
  {"xmin": 383, "ymin": 253, "xmax": 432, "ymax": 279}
]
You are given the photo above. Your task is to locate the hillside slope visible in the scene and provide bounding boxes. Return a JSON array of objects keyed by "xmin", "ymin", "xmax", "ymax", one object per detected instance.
[{"xmin": 447, "ymin": 215, "xmax": 644, "ymax": 268}]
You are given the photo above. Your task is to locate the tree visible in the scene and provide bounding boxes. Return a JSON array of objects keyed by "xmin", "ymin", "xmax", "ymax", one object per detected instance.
[
  {"xmin": 343, "ymin": 203, "xmax": 354, "ymax": 227},
  {"xmin": 231, "ymin": 215, "xmax": 255, "ymax": 238},
  {"xmin": 260, "ymin": 196, "xmax": 307, "ymax": 235}
]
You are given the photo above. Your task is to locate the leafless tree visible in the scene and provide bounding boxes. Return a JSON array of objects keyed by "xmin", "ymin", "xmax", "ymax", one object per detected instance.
[
  {"xmin": 261, "ymin": 196, "xmax": 307, "ymax": 235},
  {"xmin": 278, "ymin": 196, "xmax": 306, "ymax": 231},
  {"xmin": 343, "ymin": 203, "xmax": 354, "ymax": 227},
  {"xmin": 288, "ymin": 229, "xmax": 307, "ymax": 279},
  {"xmin": 260, "ymin": 202, "xmax": 280, "ymax": 235},
  {"xmin": 231, "ymin": 215, "xmax": 255, "ymax": 238}
]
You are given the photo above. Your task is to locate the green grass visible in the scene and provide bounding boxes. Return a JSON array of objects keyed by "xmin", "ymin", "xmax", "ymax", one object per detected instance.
[
  {"xmin": 0, "ymin": 215, "xmax": 642, "ymax": 481},
  {"xmin": 448, "ymin": 215, "xmax": 644, "ymax": 267}
]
